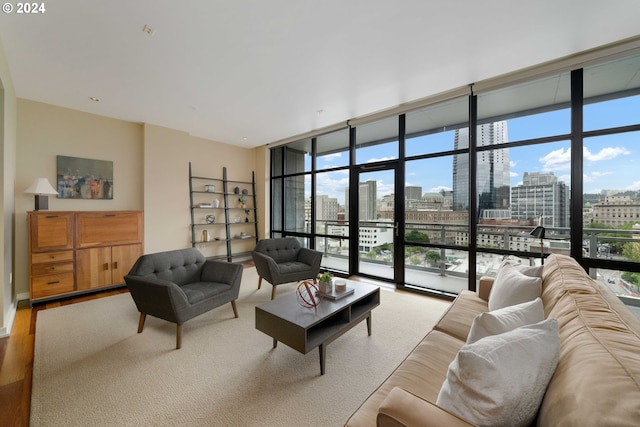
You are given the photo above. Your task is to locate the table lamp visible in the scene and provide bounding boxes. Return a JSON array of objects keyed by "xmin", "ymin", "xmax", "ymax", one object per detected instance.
[
  {"xmin": 530, "ymin": 224, "xmax": 546, "ymax": 264},
  {"xmin": 24, "ymin": 178, "xmax": 58, "ymax": 211}
]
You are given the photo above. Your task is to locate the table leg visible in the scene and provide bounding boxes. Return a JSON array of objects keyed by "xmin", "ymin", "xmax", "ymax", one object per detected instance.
[
  {"xmin": 319, "ymin": 344, "xmax": 326, "ymax": 375},
  {"xmin": 273, "ymin": 338, "xmax": 278, "ymax": 348},
  {"xmin": 366, "ymin": 313, "xmax": 372, "ymax": 336}
]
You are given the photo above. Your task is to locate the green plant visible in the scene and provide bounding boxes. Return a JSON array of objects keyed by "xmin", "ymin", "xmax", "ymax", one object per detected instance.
[
  {"xmin": 317, "ymin": 272, "xmax": 333, "ymax": 282},
  {"xmin": 238, "ymin": 195, "xmax": 246, "ymax": 205}
]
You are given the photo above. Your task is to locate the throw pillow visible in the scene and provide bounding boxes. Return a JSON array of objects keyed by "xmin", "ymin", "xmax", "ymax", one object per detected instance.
[
  {"xmin": 436, "ymin": 318, "xmax": 560, "ymax": 427},
  {"xmin": 488, "ymin": 262, "xmax": 542, "ymax": 311},
  {"xmin": 467, "ymin": 297, "xmax": 544, "ymax": 344}
]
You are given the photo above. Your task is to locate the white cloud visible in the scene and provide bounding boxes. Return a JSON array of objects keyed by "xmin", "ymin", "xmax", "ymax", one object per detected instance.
[
  {"xmin": 540, "ymin": 147, "xmax": 571, "ymax": 171},
  {"xmin": 510, "ymin": 171, "xmax": 518, "ymax": 178},
  {"xmin": 428, "ymin": 185, "xmax": 452, "ymax": 193},
  {"xmin": 366, "ymin": 156, "xmax": 397, "ymax": 163},
  {"xmin": 626, "ymin": 181, "xmax": 640, "ymax": 191},
  {"xmin": 584, "ymin": 146, "xmax": 630, "ymax": 162}
]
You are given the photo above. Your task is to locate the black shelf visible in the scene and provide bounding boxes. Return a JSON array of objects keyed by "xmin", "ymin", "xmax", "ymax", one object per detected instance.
[{"xmin": 189, "ymin": 163, "xmax": 259, "ymax": 262}]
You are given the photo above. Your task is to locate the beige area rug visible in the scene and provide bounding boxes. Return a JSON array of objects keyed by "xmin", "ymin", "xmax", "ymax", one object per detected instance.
[{"xmin": 31, "ymin": 267, "xmax": 450, "ymax": 427}]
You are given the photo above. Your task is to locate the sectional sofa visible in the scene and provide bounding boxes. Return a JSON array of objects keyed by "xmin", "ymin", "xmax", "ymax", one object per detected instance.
[{"xmin": 346, "ymin": 254, "xmax": 640, "ymax": 426}]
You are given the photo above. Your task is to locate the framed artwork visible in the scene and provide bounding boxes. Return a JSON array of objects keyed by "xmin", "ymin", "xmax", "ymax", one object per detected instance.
[{"xmin": 57, "ymin": 155, "xmax": 113, "ymax": 199}]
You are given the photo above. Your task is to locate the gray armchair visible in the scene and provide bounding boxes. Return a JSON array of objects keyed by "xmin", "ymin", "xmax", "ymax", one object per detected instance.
[
  {"xmin": 251, "ymin": 237, "xmax": 322, "ymax": 299},
  {"xmin": 124, "ymin": 248, "xmax": 243, "ymax": 349}
]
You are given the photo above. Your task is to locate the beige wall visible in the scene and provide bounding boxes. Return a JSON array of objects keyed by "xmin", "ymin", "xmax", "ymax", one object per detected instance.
[
  {"xmin": 0, "ymin": 38, "xmax": 17, "ymax": 336},
  {"xmin": 142, "ymin": 124, "xmax": 258, "ymax": 256},
  {"xmin": 15, "ymin": 99, "xmax": 144, "ymax": 298},
  {"xmin": 13, "ymin": 101, "xmax": 263, "ymax": 302}
]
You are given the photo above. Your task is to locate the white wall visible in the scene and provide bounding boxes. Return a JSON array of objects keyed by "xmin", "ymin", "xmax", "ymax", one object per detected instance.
[{"xmin": 0, "ymin": 37, "xmax": 16, "ymax": 337}]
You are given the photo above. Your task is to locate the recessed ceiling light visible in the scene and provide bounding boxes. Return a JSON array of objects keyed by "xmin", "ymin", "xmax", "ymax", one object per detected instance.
[
  {"xmin": 142, "ymin": 25, "xmax": 155, "ymax": 36},
  {"xmin": 89, "ymin": 97, "xmax": 100, "ymax": 102}
]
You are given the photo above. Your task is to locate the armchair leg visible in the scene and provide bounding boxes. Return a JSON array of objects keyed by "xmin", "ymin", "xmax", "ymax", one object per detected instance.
[
  {"xmin": 176, "ymin": 323, "xmax": 183, "ymax": 350},
  {"xmin": 271, "ymin": 285, "xmax": 277, "ymax": 300},
  {"xmin": 137, "ymin": 313, "xmax": 146, "ymax": 333},
  {"xmin": 231, "ymin": 300, "xmax": 238, "ymax": 318},
  {"xmin": 258, "ymin": 276, "xmax": 263, "ymax": 289}
]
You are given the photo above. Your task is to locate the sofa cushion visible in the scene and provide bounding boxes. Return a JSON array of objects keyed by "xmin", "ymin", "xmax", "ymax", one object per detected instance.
[
  {"xmin": 488, "ymin": 262, "xmax": 542, "ymax": 311},
  {"xmin": 345, "ymin": 329, "xmax": 464, "ymax": 427},
  {"xmin": 466, "ymin": 297, "xmax": 543, "ymax": 344},
  {"xmin": 537, "ymin": 254, "xmax": 640, "ymax": 426},
  {"xmin": 436, "ymin": 318, "xmax": 560, "ymax": 427},
  {"xmin": 433, "ymin": 290, "xmax": 488, "ymax": 341}
]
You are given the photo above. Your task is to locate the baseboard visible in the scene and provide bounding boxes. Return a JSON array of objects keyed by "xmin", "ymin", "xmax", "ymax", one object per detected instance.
[{"xmin": 0, "ymin": 297, "xmax": 18, "ymax": 339}]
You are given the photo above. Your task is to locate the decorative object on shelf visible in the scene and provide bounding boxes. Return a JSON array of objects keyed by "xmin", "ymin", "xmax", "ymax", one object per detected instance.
[
  {"xmin": 206, "ymin": 215, "xmax": 215, "ymax": 224},
  {"xmin": 213, "ymin": 198, "xmax": 220, "ymax": 208},
  {"xmin": 204, "ymin": 184, "xmax": 215, "ymax": 192},
  {"xmin": 56, "ymin": 155, "xmax": 113, "ymax": 199},
  {"xmin": 296, "ymin": 279, "xmax": 322, "ymax": 308},
  {"xmin": 241, "ymin": 188, "xmax": 249, "ymax": 195},
  {"xmin": 334, "ymin": 279, "xmax": 347, "ymax": 293},
  {"xmin": 234, "ymin": 216, "xmax": 241, "ymax": 223},
  {"xmin": 201, "ymin": 230, "xmax": 210, "ymax": 242},
  {"xmin": 24, "ymin": 177, "xmax": 58, "ymax": 211},
  {"xmin": 238, "ymin": 195, "xmax": 246, "ymax": 208},
  {"xmin": 234, "ymin": 186, "xmax": 240, "ymax": 194},
  {"xmin": 317, "ymin": 272, "xmax": 333, "ymax": 294},
  {"xmin": 198, "ymin": 203, "xmax": 213, "ymax": 208}
]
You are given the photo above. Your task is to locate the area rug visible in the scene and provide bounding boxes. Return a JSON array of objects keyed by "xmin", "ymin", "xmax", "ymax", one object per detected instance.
[{"xmin": 31, "ymin": 267, "xmax": 450, "ymax": 426}]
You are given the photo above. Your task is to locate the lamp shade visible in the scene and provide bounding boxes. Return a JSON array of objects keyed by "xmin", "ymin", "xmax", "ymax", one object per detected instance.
[
  {"xmin": 530, "ymin": 226, "xmax": 545, "ymax": 239},
  {"xmin": 24, "ymin": 178, "xmax": 58, "ymax": 195}
]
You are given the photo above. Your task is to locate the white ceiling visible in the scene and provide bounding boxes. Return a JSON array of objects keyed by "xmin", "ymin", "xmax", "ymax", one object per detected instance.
[{"xmin": 1, "ymin": 1, "xmax": 640, "ymax": 149}]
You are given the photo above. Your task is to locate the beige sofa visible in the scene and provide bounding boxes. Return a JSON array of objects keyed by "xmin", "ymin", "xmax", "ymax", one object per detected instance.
[{"xmin": 346, "ymin": 254, "xmax": 640, "ymax": 426}]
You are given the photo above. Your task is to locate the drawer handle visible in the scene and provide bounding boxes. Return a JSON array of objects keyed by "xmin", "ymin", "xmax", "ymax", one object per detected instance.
[
  {"xmin": 45, "ymin": 215, "xmax": 59, "ymax": 218},
  {"xmin": 104, "ymin": 262, "xmax": 109, "ymax": 270},
  {"xmin": 47, "ymin": 280, "xmax": 60, "ymax": 285},
  {"xmin": 113, "ymin": 261, "xmax": 118, "ymax": 269},
  {"xmin": 105, "ymin": 214, "xmax": 117, "ymax": 217}
]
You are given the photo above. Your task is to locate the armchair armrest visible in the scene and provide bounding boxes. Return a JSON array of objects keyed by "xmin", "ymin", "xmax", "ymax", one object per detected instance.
[
  {"xmin": 251, "ymin": 250, "xmax": 279, "ymax": 284},
  {"xmin": 477, "ymin": 276, "xmax": 494, "ymax": 302},
  {"xmin": 377, "ymin": 387, "xmax": 475, "ymax": 427},
  {"xmin": 298, "ymin": 247, "xmax": 322, "ymax": 271},
  {"xmin": 201, "ymin": 260, "xmax": 243, "ymax": 293},
  {"xmin": 124, "ymin": 275, "xmax": 190, "ymax": 323}
]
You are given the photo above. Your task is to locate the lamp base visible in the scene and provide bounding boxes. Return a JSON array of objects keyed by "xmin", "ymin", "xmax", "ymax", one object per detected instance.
[{"xmin": 34, "ymin": 195, "xmax": 49, "ymax": 211}]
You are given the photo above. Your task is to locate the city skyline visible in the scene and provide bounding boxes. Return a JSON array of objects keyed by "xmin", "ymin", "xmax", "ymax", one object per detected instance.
[{"xmin": 310, "ymin": 98, "xmax": 638, "ymax": 205}]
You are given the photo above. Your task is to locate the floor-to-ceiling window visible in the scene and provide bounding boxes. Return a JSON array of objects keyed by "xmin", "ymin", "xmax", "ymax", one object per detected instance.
[
  {"xmin": 269, "ymin": 50, "xmax": 640, "ymax": 312},
  {"xmin": 403, "ymin": 97, "xmax": 469, "ymax": 295},
  {"xmin": 475, "ymin": 72, "xmax": 572, "ymax": 275}
]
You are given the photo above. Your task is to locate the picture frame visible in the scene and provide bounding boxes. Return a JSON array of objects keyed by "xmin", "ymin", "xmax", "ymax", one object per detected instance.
[{"xmin": 56, "ymin": 155, "xmax": 113, "ymax": 199}]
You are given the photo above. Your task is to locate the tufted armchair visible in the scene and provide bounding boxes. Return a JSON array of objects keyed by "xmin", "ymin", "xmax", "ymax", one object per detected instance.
[
  {"xmin": 124, "ymin": 248, "xmax": 243, "ymax": 349},
  {"xmin": 251, "ymin": 237, "xmax": 322, "ymax": 299}
]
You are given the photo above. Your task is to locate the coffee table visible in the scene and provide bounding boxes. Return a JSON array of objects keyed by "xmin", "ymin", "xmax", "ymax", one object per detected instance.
[{"xmin": 255, "ymin": 280, "xmax": 380, "ymax": 375}]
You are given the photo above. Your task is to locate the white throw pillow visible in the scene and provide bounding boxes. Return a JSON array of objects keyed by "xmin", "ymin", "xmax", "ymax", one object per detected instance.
[
  {"xmin": 488, "ymin": 262, "xmax": 542, "ymax": 311},
  {"xmin": 436, "ymin": 319, "xmax": 560, "ymax": 427},
  {"xmin": 467, "ymin": 297, "xmax": 544, "ymax": 344}
]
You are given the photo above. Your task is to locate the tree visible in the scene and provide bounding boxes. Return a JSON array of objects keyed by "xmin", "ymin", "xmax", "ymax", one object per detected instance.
[
  {"xmin": 405, "ymin": 230, "xmax": 429, "ymax": 244},
  {"xmin": 425, "ymin": 250, "xmax": 441, "ymax": 267}
]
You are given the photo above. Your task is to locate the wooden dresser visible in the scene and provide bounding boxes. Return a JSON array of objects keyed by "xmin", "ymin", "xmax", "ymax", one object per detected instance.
[{"xmin": 28, "ymin": 210, "xmax": 143, "ymax": 304}]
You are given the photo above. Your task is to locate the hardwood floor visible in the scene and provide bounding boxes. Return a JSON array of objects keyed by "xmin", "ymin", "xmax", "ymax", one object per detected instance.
[{"xmin": 0, "ymin": 287, "xmax": 130, "ymax": 427}]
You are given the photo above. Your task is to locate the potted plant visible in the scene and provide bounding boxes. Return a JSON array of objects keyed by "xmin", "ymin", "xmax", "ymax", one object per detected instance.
[
  {"xmin": 317, "ymin": 272, "xmax": 333, "ymax": 293},
  {"xmin": 238, "ymin": 195, "xmax": 246, "ymax": 208}
]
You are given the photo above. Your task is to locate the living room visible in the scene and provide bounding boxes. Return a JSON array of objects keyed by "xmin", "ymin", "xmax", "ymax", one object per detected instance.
[{"xmin": 2, "ymin": 2, "xmax": 640, "ymax": 426}]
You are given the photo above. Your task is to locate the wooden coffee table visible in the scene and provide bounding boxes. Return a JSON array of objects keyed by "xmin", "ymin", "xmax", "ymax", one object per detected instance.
[{"xmin": 255, "ymin": 280, "xmax": 380, "ymax": 375}]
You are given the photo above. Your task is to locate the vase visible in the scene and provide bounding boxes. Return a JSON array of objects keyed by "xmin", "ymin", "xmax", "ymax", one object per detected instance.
[
  {"xmin": 213, "ymin": 198, "xmax": 220, "ymax": 208},
  {"xmin": 319, "ymin": 280, "xmax": 332, "ymax": 294}
]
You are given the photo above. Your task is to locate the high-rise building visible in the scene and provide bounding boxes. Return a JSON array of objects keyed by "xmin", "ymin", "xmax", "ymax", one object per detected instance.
[
  {"xmin": 511, "ymin": 172, "xmax": 570, "ymax": 228},
  {"xmin": 346, "ymin": 180, "xmax": 378, "ymax": 220},
  {"xmin": 405, "ymin": 186, "xmax": 422, "ymax": 201},
  {"xmin": 453, "ymin": 121, "xmax": 510, "ymax": 214}
]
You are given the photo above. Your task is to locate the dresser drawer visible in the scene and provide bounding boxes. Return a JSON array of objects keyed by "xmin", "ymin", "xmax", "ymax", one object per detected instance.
[
  {"xmin": 31, "ymin": 272, "xmax": 75, "ymax": 299},
  {"xmin": 32, "ymin": 262, "xmax": 74, "ymax": 276},
  {"xmin": 31, "ymin": 250, "xmax": 74, "ymax": 264}
]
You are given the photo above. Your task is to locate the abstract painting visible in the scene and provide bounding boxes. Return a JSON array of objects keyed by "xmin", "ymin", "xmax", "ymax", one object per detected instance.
[{"xmin": 57, "ymin": 155, "xmax": 113, "ymax": 199}]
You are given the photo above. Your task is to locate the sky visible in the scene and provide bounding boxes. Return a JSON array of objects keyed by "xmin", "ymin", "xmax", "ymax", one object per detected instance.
[{"xmin": 310, "ymin": 94, "xmax": 639, "ymax": 205}]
